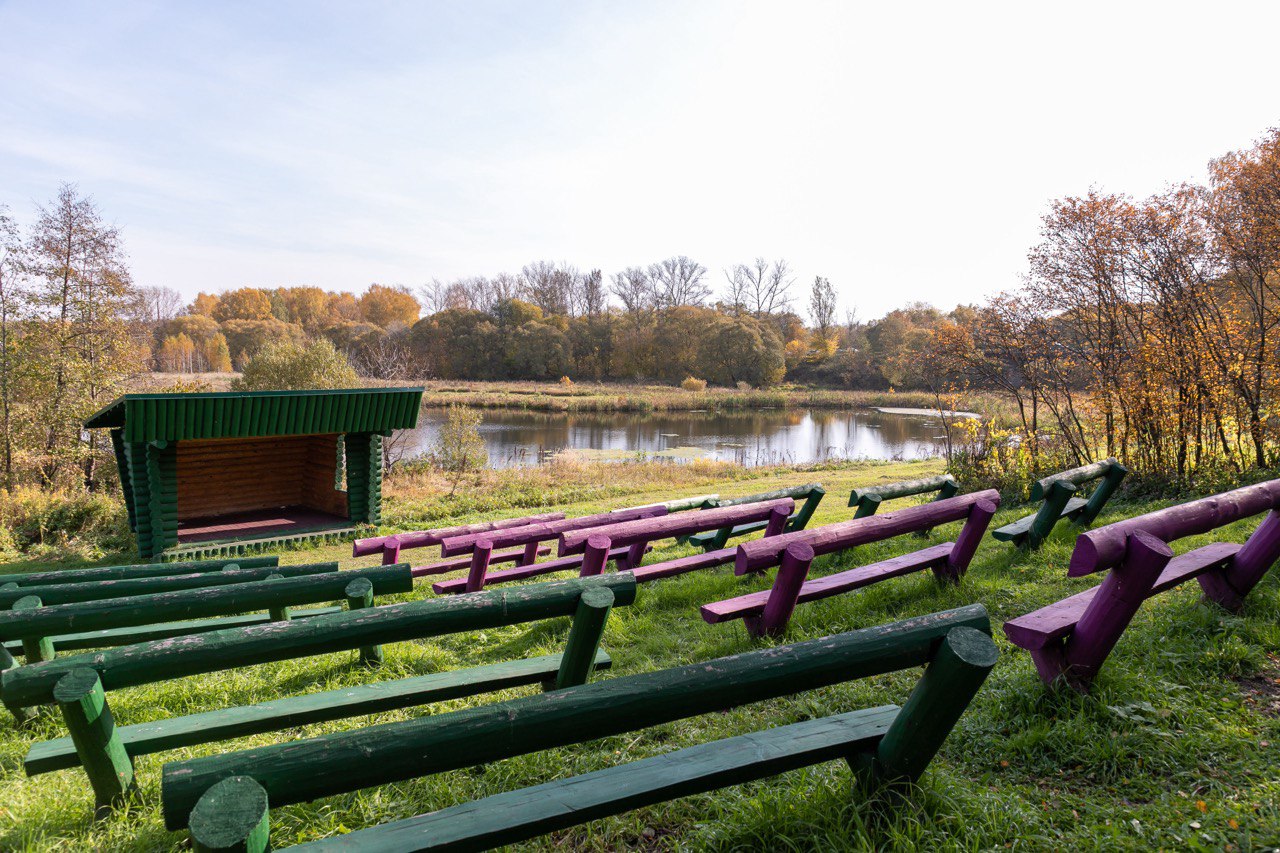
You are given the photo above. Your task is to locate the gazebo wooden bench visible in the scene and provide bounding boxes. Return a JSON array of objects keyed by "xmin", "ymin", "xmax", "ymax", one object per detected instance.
[
  {"xmin": 3, "ymin": 574, "xmax": 633, "ymax": 816},
  {"xmin": 160, "ymin": 604, "xmax": 997, "ymax": 852},
  {"xmin": 683, "ymin": 483, "xmax": 825, "ymax": 551},
  {"xmin": 702, "ymin": 491, "xmax": 1000, "ymax": 637},
  {"xmin": 1004, "ymin": 479, "xmax": 1280, "ymax": 692},
  {"xmin": 991, "ymin": 459, "xmax": 1127, "ymax": 550}
]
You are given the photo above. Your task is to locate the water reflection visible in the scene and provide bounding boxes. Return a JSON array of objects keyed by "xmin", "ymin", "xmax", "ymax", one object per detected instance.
[{"xmin": 399, "ymin": 408, "xmax": 954, "ymax": 469}]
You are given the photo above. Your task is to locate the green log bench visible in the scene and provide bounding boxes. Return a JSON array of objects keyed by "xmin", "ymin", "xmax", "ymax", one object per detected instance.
[
  {"xmin": 703, "ymin": 490, "xmax": 1001, "ymax": 637},
  {"xmin": 160, "ymin": 603, "xmax": 997, "ymax": 852},
  {"xmin": 0, "ymin": 564, "xmax": 412, "ymax": 668},
  {"xmin": 848, "ymin": 474, "xmax": 959, "ymax": 520},
  {"xmin": 0, "ymin": 556, "xmax": 278, "ymax": 586},
  {"xmin": 434, "ymin": 499, "xmax": 797, "ymax": 594},
  {"xmin": 2, "ymin": 574, "xmax": 633, "ymax": 815},
  {"xmin": 1004, "ymin": 478, "xmax": 1280, "ymax": 693},
  {"xmin": 991, "ymin": 458, "xmax": 1128, "ymax": 550},
  {"xmin": 683, "ymin": 483, "xmax": 825, "ymax": 551}
]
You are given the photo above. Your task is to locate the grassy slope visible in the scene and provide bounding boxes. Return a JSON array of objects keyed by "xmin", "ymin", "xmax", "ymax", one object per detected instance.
[{"xmin": 2, "ymin": 458, "xmax": 1279, "ymax": 851}]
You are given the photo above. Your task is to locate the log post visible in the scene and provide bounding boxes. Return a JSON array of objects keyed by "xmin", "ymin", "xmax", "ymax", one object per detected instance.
[
  {"xmin": 1220, "ymin": 509, "xmax": 1280, "ymax": 603},
  {"xmin": 1026, "ymin": 480, "xmax": 1076, "ymax": 550},
  {"xmin": 852, "ymin": 494, "xmax": 882, "ymax": 519},
  {"xmin": 380, "ymin": 537, "xmax": 401, "ymax": 566},
  {"xmin": 576, "ymin": 534, "xmax": 611, "ymax": 578},
  {"xmin": 13, "ymin": 595, "xmax": 54, "ymax": 663},
  {"xmin": 465, "ymin": 539, "xmax": 494, "ymax": 593},
  {"xmin": 918, "ymin": 478, "xmax": 961, "ymax": 536},
  {"xmin": 520, "ymin": 541, "xmax": 541, "ymax": 567},
  {"xmin": 188, "ymin": 775, "xmax": 270, "ymax": 853},
  {"xmin": 265, "ymin": 574, "xmax": 291, "ymax": 622},
  {"xmin": 54, "ymin": 668, "xmax": 135, "ymax": 816},
  {"xmin": 552, "ymin": 587, "xmax": 615, "ymax": 690},
  {"xmin": 745, "ymin": 543, "xmax": 814, "ymax": 639},
  {"xmin": 0, "ymin": 643, "xmax": 35, "ymax": 724},
  {"xmin": 343, "ymin": 578, "xmax": 383, "ymax": 667},
  {"xmin": 621, "ymin": 540, "xmax": 648, "ymax": 572},
  {"xmin": 763, "ymin": 505, "xmax": 790, "ymax": 539},
  {"xmin": 857, "ymin": 626, "xmax": 997, "ymax": 783},
  {"xmin": 1059, "ymin": 530, "xmax": 1171, "ymax": 691},
  {"xmin": 1075, "ymin": 461, "xmax": 1128, "ymax": 527},
  {"xmin": 937, "ymin": 499, "xmax": 998, "ymax": 583}
]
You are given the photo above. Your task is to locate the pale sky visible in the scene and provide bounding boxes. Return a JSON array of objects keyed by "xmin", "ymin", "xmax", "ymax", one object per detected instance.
[{"xmin": 2, "ymin": 0, "xmax": 1279, "ymax": 319}]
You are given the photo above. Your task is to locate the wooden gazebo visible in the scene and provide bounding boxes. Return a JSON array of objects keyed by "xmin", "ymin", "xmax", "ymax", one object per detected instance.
[{"xmin": 85, "ymin": 387, "xmax": 423, "ymax": 559}]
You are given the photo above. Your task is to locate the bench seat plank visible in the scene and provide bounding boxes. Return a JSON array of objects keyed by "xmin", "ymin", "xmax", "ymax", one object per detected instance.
[
  {"xmin": 1, "ymin": 606, "xmax": 340, "ymax": 656},
  {"xmin": 410, "ymin": 546, "xmax": 549, "ymax": 578},
  {"xmin": 628, "ymin": 548, "xmax": 736, "ymax": 583},
  {"xmin": 288, "ymin": 705, "xmax": 898, "ymax": 852},
  {"xmin": 701, "ymin": 544, "xmax": 954, "ymax": 624},
  {"xmin": 991, "ymin": 497, "xmax": 1088, "ymax": 541},
  {"xmin": 25, "ymin": 650, "xmax": 611, "ymax": 776},
  {"xmin": 1003, "ymin": 542, "xmax": 1242, "ymax": 650},
  {"xmin": 431, "ymin": 547, "xmax": 636, "ymax": 595}
]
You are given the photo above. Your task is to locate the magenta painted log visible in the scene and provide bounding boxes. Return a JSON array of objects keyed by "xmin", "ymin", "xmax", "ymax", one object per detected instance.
[
  {"xmin": 938, "ymin": 499, "xmax": 998, "ymax": 582},
  {"xmin": 440, "ymin": 507, "xmax": 667, "ymax": 558},
  {"xmin": 1068, "ymin": 479, "xmax": 1280, "ymax": 577},
  {"xmin": 1059, "ymin": 530, "xmax": 1172, "ymax": 690},
  {"xmin": 465, "ymin": 540, "xmax": 495, "ymax": 593},
  {"xmin": 745, "ymin": 543, "xmax": 815, "ymax": 638},
  {"xmin": 1224, "ymin": 509, "xmax": 1280, "ymax": 599},
  {"xmin": 519, "ymin": 541, "xmax": 541, "ymax": 567},
  {"xmin": 734, "ymin": 490, "xmax": 1000, "ymax": 575},
  {"xmin": 578, "ymin": 535, "xmax": 611, "ymax": 577},
  {"xmin": 350, "ymin": 513, "xmax": 566, "ymax": 558},
  {"xmin": 409, "ymin": 545, "xmax": 548, "ymax": 578},
  {"xmin": 628, "ymin": 548, "xmax": 737, "ymax": 583},
  {"xmin": 432, "ymin": 546, "xmax": 638, "ymax": 594},
  {"xmin": 380, "ymin": 540, "xmax": 402, "ymax": 566},
  {"xmin": 559, "ymin": 499, "xmax": 795, "ymax": 555},
  {"xmin": 620, "ymin": 540, "xmax": 648, "ymax": 572},
  {"xmin": 763, "ymin": 505, "xmax": 789, "ymax": 539}
]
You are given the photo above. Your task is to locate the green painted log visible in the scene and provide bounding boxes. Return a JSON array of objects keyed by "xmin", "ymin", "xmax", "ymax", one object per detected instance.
[
  {"xmin": 622, "ymin": 493, "xmax": 718, "ymax": 514},
  {"xmin": 1026, "ymin": 480, "xmax": 1077, "ymax": 550},
  {"xmin": 190, "ymin": 776, "xmax": 270, "ymax": 853},
  {"xmin": 4, "ymin": 574, "xmax": 637, "ymax": 709},
  {"xmin": 13, "ymin": 596, "xmax": 55, "ymax": 663},
  {"xmin": 0, "ymin": 563, "xmax": 339, "ymax": 609},
  {"xmin": 1029, "ymin": 458, "xmax": 1118, "ymax": 501},
  {"xmin": 0, "ymin": 641, "xmax": 35, "ymax": 723},
  {"xmin": 160, "ymin": 603, "xmax": 990, "ymax": 828},
  {"xmin": 0, "ymin": 565, "xmax": 409, "ymax": 642},
  {"xmin": 553, "ymin": 587, "xmax": 613, "ymax": 690},
  {"xmin": 344, "ymin": 578, "xmax": 382, "ymax": 667},
  {"xmin": 0, "ymin": 557, "xmax": 278, "ymax": 587},
  {"xmin": 1075, "ymin": 461, "xmax": 1128, "ymax": 527},
  {"xmin": 856, "ymin": 626, "xmax": 998, "ymax": 782},
  {"xmin": 849, "ymin": 475, "xmax": 959, "ymax": 507},
  {"xmin": 55, "ymin": 669, "xmax": 135, "ymax": 815},
  {"xmin": 852, "ymin": 493, "xmax": 882, "ymax": 519}
]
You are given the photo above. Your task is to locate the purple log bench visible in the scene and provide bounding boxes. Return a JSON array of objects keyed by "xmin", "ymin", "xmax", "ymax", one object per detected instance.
[
  {"xmin": 1004, "ymin": 478, "xmax": 1280, "ymax": 693},
  {"xmin": 557, "ymin": 498, "xmax": 797, "ymax": 585},
  {"xmin": 431, "ymin": 506, "xmax": 668, "ymax": 594},
  {"xmin": 352, "ymin": 513, "xmax": 565, "ymax": 576},
  {"xmin": 701, "ymin": 490, "xmax": 1001, "ymax": 638}
]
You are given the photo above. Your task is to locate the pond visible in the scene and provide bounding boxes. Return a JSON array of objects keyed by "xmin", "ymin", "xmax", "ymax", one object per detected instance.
[{"xmin": 398, "ymin": 407, "xmax": 975, "ymax": 468}]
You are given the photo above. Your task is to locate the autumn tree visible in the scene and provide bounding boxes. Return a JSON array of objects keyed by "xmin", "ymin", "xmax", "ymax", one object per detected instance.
[
  {"xmin": 724, "ymin": 258, "xmax": 794, "ymax": 317},
  {"xmin": 212, "ymin": 287, "xmax": 274, "ymax": 322},
  {"xmin": 649, "ymin": 256, "xmax": 710, "ymax": 307},
  {"xmin": 359, "ymin": 283, "xmax": 420, "ymax": 329}
]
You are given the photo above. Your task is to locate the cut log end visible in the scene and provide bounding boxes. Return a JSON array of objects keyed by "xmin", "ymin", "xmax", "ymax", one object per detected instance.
[
  {"xmin": 188, "ymin": 775, "xmax": 270, "ymax": 851},
  {"xmin": 52, "ymin": 667, "xmax": 102, "ymax": 704}
]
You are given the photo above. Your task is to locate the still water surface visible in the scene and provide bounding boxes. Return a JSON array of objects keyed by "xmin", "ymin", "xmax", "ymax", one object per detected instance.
[{"xmin": 402, "ymin": 408, "xmax": 963, "ymax": 468}]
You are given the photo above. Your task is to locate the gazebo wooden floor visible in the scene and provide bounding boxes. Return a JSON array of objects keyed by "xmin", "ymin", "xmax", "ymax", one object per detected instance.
[{"xmin": 176, "ymin": 506, "xmax": 353, "ymax": 545}]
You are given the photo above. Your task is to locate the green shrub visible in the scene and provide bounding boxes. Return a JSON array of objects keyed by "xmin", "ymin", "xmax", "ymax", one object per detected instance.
[
  {"xmin": 426, "ymin": 405, "xmax": 488, "ymax": 496},
  {"xmin": 680, "ymin": 376, "xmax": 707, "ymax": 392},
  {"xmin": 231, "ymin": 338, "xmax": 359, "ymax": 391},
  {"xmin": 0, "ymin": 488, "xmax": 132, "ymax": 562}
]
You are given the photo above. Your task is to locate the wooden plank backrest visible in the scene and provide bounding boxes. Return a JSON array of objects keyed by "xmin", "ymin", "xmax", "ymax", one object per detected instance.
[
  {"xmin": 0, "ymin": 556, "xmax": 280, "ymax": 586},
  {"xmin": 1, "ymin": 574, "xmax": 638, "ymax": 709},
  {"xmin": 736, "ymin": 490, "xmax": 1001, "ymax": 574},
  {"xmin": 160, "ymin": 603, "xmax": 994, "ymax": 829},
  {"xmin": 559, "ymin": 499, "xmax": 795, "ymax": 555},
  {"xmin": 440, "ymin": 506, "xmax": 667, "ymax": 556},
  {"xmin": 0, "ymin": 565, "xmax": 413, "ymax": 642}
]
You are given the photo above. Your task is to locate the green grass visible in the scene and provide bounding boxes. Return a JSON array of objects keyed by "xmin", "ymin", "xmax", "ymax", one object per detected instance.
[{"xmin": 2, "ymin": 460, "xmax": 1279, "ymax": 850}]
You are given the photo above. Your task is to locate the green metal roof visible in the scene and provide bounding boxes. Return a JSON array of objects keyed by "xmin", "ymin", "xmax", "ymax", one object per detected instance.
[{"xmin": 85, "ymin": 387, "xmax": 423, "ymax": 443}]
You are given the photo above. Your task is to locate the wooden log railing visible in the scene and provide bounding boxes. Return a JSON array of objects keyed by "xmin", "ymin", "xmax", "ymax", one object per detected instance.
[
  {"xmin": 4, "ymin": 574, "xmax": 635, "ymax": 816},
  {"xmin": 161, "ymin": 604, "xmax": 997, "ymax": 851},
  {"xmin": 0, "ymin": 556, "xmax": 279, "ymax": 586},
  {"xmin": 351, "ymin": 512, "xmax": 567, "ymax": 565},
  {"xmin": 704, "ymin": 491, "xmax": 1001, "ymax": 637},
  {"xmin": 991, "ymin": 458, "xmax": 1128, "ymax": 550},
  {"xmin": 1004, "ymin": 478, "xmax": 1280, "ymax": 692},
  {"xmin": 848, "ymin": 474, "xmax": 959, "ymax": 520}
]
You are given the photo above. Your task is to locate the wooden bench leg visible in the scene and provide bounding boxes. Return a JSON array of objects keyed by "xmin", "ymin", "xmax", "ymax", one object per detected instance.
[
  {"xmin": 465, "ymin": 539, "xmax": 494, "ymax": 593},
  {"xmin": 13, "ymin": 595, "xmax": 54, "ymax": 664},
  {"xmin": 1026, "ymin": 481, "xmax": 1076, "ymax": 551},
  {"xmin": 621, "ymin": 539, "xmax": 648, "ymax": 572},
  {"xmin": 936, "ymin": 499, "xmax": 998, "ymax": 583},
  {"xmin": 763, "ymin": 505, "xmax": 789, "ymax": 539},
  {"xmin": 381, "ymin": 538, "xmax": 402, "ymax": 566},
  {"xmin": 0, "ymin": 644, "xmax": 36, "ymax": 725},
  {"xmin": 265, "ymin": 574, "xmax": 291, "ymax": 622},
  {"xmin": 1059, "ymin": 530, "xmax": 1171, "ymax": 692},
  {"xmin": 919, "ymin": 480, "xmax": 961, "ymax": 537},
  {"xmin": 745, "ymin": 543, "xmax": 814, "ymax": 639},
  {"xmin": 54, "ymin": 668, "xmax": 134, "ymax": 817},
  {"xmin": 343, "ymin": 578, "xmax": 383, "ymax": 667},
  {"xmin": 520, "ymin": 541, "xmax": 541, "ymax": 567},
  {"xmin": 189, "ymin": 775, "xmax": 270, "ymax": 853},
  {"xmin": 852, "ymin": 494, "xmax": 882, "ymax": 519},
  {"xmin": 1214, "ymin": 509, "xmax": 1280, "ymax": 609},
  {"xmin": 552, "ymin": 587, "xmax": 615, "ymax": 690},
  {"xmin": 577, "ymin": 535, "xmax": 611, "ymax": 577},
  {"xmin": 1075, "ymin": 463, "xmax": 1127, "ymax": 527},
  {"xmin": 854, "ymin": 625, "xmax": 997, "ymax": 783}
]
